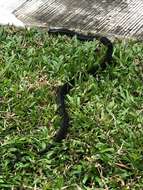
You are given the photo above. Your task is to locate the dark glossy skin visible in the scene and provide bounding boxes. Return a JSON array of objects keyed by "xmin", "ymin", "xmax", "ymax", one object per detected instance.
[{"xmin": 40, "ymin": 28, "xmax": 113, "ymax": 154}]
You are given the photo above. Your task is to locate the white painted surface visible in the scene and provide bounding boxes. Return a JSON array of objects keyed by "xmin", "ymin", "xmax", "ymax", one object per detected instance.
[
  {"xmin": 0, "ymin": 0, "xmax": 25, "ymax": 12},
  {"xmin": 0, "ymin": 0, "xmax": 25, "ymax": 26}
]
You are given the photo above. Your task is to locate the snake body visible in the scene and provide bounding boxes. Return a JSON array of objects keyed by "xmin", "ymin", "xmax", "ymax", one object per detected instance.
[{"xmin": 40, "ymin": 28, "xmax": 113, "ymax": 154}]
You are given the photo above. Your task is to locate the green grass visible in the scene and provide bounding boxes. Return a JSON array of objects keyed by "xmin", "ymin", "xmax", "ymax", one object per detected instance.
[{"xmin": 0, "ymin": 26, "xmax": 143, "ymax": 190}]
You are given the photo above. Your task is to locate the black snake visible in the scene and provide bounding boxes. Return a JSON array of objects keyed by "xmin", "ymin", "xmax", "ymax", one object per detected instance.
[{"xmin": 40, "ymin": 28, "xmax": 113, "ymax": 154}]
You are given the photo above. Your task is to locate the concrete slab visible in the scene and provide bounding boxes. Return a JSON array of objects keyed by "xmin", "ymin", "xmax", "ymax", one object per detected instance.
[
  {"xmin": 14, "ymin": 0, "xmax": 143, "ymax": 40},
  {"xmin": 0, "ymin": 0, "xmax": 143, "ymax": 40}
]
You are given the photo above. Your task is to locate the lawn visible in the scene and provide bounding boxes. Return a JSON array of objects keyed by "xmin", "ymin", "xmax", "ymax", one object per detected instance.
[{"xmin": 0, "ymin": 26, "xmax": 143, "ymax": 190}]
